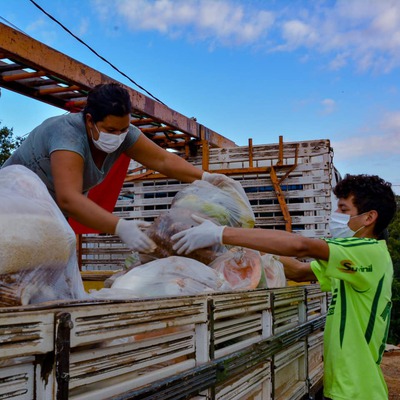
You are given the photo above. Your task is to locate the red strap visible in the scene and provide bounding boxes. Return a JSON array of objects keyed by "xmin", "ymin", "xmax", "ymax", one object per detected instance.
[{"xmin": 68, "ymin": 154, "xmax": 130, "ymax": 234}]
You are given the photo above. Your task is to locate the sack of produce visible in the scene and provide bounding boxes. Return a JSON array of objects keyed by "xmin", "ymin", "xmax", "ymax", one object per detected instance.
[
  {"xmin": 0, "ymin": 165, "xmax": 87, "ymax": 306},
  {"xmin": 146, "ymin": 207, "xmax": 226, "ymax": 265},
  {"xmin": 209, "ymin": 247, "xmax": 265, "ymax": 290},
  {"xmin": 171, "ymin": 179, "xmax": 254, "ymax": 228},
  {"xmin": 147, "ymin": 179, "xmax": 254, "ymax": 264}
]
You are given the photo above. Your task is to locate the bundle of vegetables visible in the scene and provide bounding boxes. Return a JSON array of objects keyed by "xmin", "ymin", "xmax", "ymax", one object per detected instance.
[
  {"xmin": 0, "ymin": 165, "xmax": 87, "ymax": 306},
  {"xmin": 146, "ymin": 179, "xmax": 254, "ymax": 264},
  {"xmin": 209, "ymin": 247, "xmax": 266, "ymax": 290},
  {"xmin": 171, "ymin": 179, "xmax": 254, "ymax": 228}
]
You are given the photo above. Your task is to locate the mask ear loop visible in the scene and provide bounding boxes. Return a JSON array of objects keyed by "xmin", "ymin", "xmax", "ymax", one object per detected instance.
[{"xmin": 350, "ymin": 211, "xmax": 373, "ymax": 237}]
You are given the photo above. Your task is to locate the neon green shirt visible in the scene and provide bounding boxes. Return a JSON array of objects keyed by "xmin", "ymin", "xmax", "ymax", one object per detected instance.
[{"xmin": 311, "ymin": 237, "xmax": 392, "ymax": 400}]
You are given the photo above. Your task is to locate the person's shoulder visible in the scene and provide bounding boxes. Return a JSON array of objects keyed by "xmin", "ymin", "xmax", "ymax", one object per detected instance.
[
  {"xmin": 63, "ymin": 112, "xmax": 85, "ymax": 126},
  {"xmin": 325, "ymin": 237, "xmax": 379, "ymax": 248}
]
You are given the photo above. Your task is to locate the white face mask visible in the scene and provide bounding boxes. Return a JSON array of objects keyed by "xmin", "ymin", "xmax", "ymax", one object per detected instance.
[
  {"xmin": 329, "ymin": 211, "xmax": 365, "ymax": 238},
  {"xmin": 92, "ymin": 124, "xmax": 128, "ymax": 153}
]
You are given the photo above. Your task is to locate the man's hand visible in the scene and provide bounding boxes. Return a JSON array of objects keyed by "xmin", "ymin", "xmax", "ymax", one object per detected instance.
[
  {"xmin": 115, "ymin": 219, "xmax": 156, "ymax": 253},
  {"xmin": 172, "ymin": 215, "xmax": 225, "ymax": 255}
]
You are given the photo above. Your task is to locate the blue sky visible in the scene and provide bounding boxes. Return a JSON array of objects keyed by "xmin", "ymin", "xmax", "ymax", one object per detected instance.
[{"xmin": 1, "ymin": 0, "xmax": 400, "ymax": 194}]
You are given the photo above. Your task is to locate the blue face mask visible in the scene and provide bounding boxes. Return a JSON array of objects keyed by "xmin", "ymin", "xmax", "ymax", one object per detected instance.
[{"xmin": 329, "ymin": 211, "xmax": 366, "ymax": 238}]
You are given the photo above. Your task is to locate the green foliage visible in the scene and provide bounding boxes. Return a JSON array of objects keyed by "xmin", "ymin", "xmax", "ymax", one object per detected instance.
[
  {"xmin": 0, "ymin": 124, "xmax": 24, "ymax": 166},
  {"xmin": 387, "ymin": 195, "xmax": 400, "ymax": 344}
]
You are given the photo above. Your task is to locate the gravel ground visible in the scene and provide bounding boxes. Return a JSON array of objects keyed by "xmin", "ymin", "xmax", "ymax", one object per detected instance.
[{"xmin": 381, "ymin": 348, "xmax": 400, "ymax": 400}]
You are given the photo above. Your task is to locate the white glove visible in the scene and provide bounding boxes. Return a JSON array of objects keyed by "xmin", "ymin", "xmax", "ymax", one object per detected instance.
[
  {"xmin": 202, "ymin": 171, "xmax": 249, "ymax": 207},
  {"xmin": 115, "ymin": 219, "xmax": 156, "ymax": 253},
  {"xmin": 172, "ymin": 215, "xmax": 225, "ymax": 255}
]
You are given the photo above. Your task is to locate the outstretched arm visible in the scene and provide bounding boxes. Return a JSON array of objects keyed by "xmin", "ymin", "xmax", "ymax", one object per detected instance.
[
  {"xmin": 126, "ymin": 134, "xmax": 203, "ymax": 183},
  {"xmin": 279, "ymin": 256, "xmax": 317, "ymax": 282},
  {"xmin": 172, "ymin": 218, "xmax": 329, "ymax": 261}
]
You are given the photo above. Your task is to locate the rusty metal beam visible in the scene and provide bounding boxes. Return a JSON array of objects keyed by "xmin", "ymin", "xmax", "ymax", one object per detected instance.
[
  {"xmin": 0, "ymin": 23, "xmax": 236, "ymax": 149},
  {"xmin": 270, "ymin": 166, "xmax": 292, "ymax": 232}
]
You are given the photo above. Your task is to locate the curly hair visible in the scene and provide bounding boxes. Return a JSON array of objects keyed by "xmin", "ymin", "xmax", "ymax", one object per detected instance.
[
  {"xmin": 83, "ymin": 83, "xmax": 132, "ymax": 122},
  {"xmin": 333, "ymin": 174, "xmax": 397, "ymax": 236}
]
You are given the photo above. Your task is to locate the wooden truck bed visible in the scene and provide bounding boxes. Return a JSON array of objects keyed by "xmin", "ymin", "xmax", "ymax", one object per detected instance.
[{"xmin": 0, "ymin": 285, "xmax": 326, "ymax": 400}]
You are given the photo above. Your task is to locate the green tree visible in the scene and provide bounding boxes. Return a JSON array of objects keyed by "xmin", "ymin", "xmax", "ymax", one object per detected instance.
[
  {"xmin": 387, "ymin": 195, "xmax": 400, "ymax": 345},
  {"xmin": 0, "ymin": 124, "xmax": 24, "ymax": 165}
]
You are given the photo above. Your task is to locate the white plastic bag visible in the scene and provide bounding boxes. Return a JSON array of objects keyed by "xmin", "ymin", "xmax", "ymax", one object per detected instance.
[
  {"xmin": 261, "ymin": 254, "xmax": 287, "ymax": 288},
  {"xmin": 91, "ymin": 256, "xmax": 232, "ymax": 299},
  {"xmin": 0, "ymin": 165, "xmax": 87, "ymax": 306},
  {"xmin": 146, "ymin": 180, "xmax": 255, "ymax": 264},
  {"xmin": 172, "ymin": 180, "xmax": 255, "ymax": 228}
]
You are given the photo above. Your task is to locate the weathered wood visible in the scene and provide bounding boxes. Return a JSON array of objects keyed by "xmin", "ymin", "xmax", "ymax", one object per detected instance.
[{"xmin": 0, "ymin": 286, "xmax": 326, "ymax": 399}]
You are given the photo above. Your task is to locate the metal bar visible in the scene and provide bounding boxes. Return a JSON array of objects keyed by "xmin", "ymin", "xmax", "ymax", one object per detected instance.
[
  {"xmin": 270, "ymin": 166, "xmax": 292, "ymax": 231},
  {"xmin": 1, "ymin": 69, "xmax": 46, "ymax": 81},
  {"xmin": 201, "ymin": 139, "xmax": 210, "ymax": 172},
  {"xmin": 125, "ymin": 163, "xmax": 297, "ymax": 181},
  {"xmin": 278, "ymin": 143, "xmax": 299, "ymax": 184},
  {"xmin": 38, "ymin": 84, "xmax": 80, "ymax": 95},
  {"xmin": 130, "ymin": 118, "xmax": 156, "ymax": 126},
  {"xmin": 248, "ymin": 138, "xmax": 253, "ymax": 168},
  {"xmin": 140, "ymin": 125, "xmax": 176, "ymax": 134},
  {"xmin": 277, "ymin": 135, "xmax": 284, "ymax": 165},
  {"xmin": 55, "ymin": 312, "xmax": 73, "ymax": 400},
  {"xmin": 0, "ymin": 22, "xmax": 236, "ymax": 149}
]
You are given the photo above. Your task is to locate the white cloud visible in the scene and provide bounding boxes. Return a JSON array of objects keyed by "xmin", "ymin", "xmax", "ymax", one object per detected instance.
[
  {"xmin": 333, "ymin": 110, "xmax": 400, "ymax": 160},
  {"xmin": 321, "ymin": 98, "xmax": 336, "ymax": 115},
  {"xmin": 93, "ymin": 0, "xmax": 274, "ymax": 46},
  {"xmin": 380, "ymin": 110, "xmax": 400, "ymax": 132},
  {"xmin": 275, "ymin": 0, "xmax": 400, "ymax": 73},
  {"xmin": 280, "ymin": 20, "xmax": 318, "ymax": 49},
  {"xmin": 91, "ymin": 0, "xmax": 400, "ymax": 72}
]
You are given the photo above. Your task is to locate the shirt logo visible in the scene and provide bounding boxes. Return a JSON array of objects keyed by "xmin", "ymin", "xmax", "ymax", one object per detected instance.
[{"xmin": 338, "ymin": 259, "xmax": 373, "ymax": 273}]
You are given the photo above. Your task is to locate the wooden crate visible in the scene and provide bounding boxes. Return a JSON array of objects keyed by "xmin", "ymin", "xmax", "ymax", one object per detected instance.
[
  {"xmin": 307, "ymin": 330, "xmax": 324, "ymax": 393},
  {"xmin": 214, "ymin": 362, "xmax": 272, "ymax": 400},
  {"xmin": 273, "ymin": 340, "xmax": 308, "ymax": 400}
]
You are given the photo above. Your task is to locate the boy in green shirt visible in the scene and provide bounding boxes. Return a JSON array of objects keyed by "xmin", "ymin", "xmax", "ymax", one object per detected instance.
[{"xmin": 172, "ymin": 174, "xmax": 397, "ymax": 400}]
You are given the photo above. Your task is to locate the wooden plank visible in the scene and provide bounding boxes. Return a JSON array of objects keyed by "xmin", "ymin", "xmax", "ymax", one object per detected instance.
[
  {"xmin": 0, "ymin": 310, "xmax": 54, "ymax": 358},
  {"xmin": 67, "ymin": 297, "xmax": 208, "ymax": 347},
  {"xmin": 274, "ymin": 341, "xmax": 307, "ymax": 400},
  {"xmin": 215, "ymin": 363, "xmax": 271, "ymax": 400},
  {"xmin": 0, "ymin": 361, "xmax": 35, "ymax": 399}
]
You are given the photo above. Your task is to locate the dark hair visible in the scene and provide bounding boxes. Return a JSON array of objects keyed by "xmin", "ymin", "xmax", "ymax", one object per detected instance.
[
  {"xmin": 333, "ymin": 174, "xmax": 397, "ymax": 236},
  {"xmin": 83, "ymin": 83, "xmax": 132, "ymax": 122}
]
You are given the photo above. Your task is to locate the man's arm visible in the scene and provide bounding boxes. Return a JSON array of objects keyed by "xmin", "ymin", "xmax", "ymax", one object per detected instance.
[
  {"xmin": 279, "ymin": 256, "xmax": 317, "ymax": 282},
  {"xmin": 173, "ymin": 220, "xmax": 330, "ymax": 261},
  {"xmin": 222, "ymin": 227, "xmax": 329, "ymax": 261}
]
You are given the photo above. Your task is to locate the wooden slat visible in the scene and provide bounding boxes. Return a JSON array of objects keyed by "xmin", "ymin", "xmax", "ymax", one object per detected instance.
[
  {"xmin": 0, "ymin": 311, "xmax": 54, "ymax": 358},
  {"xmin": 68, "ymin": 297, "xmax": 208, "ymax": 347}
]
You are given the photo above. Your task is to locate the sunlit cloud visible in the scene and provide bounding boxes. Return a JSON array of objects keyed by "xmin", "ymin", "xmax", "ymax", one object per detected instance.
[
  {"xmin": 92, "ymin": 0, "xmax": 400, "ymax": 73},
  {"xmin": 275, "ymin": 0, "xmax": 400, "ymax": 73},
  {"xmin": 93, "ymin": 0, "xmax": 274, "ymax": 46}
]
